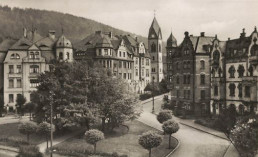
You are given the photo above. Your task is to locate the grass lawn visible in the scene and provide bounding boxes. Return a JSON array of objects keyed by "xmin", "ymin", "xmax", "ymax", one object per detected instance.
[
  {"xmin": 53, "ymin": 120, "xmax": 178, "ymax": 157},
  {"xmin": 0, "ymin": 122, "xmax": 45, "ymax": 146}
]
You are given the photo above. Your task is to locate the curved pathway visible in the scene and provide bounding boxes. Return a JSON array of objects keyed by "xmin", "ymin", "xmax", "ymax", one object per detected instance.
[{"xmin": 138, "ymin": 96, "xmax": 239, "ymax": 157}]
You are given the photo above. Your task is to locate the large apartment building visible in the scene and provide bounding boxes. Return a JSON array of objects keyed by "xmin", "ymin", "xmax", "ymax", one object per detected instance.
[
  {"xmin": 0, "ymin": 28, "xmax": 73, "ymax": 110},
  {"xmin": 167, "ymin": 31, "xmax": 214, "ymax": 116},
  {"xmin": 210, "ymin": 28, "xmax": 258, "ymax": 115},
  {"xmin": 74, "ymin": 31, "xmax": 151, "ymax": 93}
]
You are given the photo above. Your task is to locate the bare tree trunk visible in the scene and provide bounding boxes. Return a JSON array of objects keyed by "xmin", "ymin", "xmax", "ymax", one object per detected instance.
[
  {"xmin": 29, "ymin": 112, "xmax": 31, "ymax": 121},
  {"xmin": 46, "ymin": 136, "xmax": 49, "ymax": 148},
  {"xmin": 149, "ymin": 149, "xmax": 151, "ymax": 157},
  {"xmin": 102, "ymin": 118, "xmax": 105, "ymax": 131},
  {"xmin": 94, "ymin": 143, "xmax": 96, "ymax": 154}
]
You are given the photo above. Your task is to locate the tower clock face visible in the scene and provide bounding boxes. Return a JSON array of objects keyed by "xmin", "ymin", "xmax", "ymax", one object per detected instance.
[{"xmin": 152, "ymin": 34, "xmax": 155, "ymax": 38}]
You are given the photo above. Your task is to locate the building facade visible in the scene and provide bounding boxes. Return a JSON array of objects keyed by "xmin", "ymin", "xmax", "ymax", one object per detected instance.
[
  {"xmin": 74, "ymin": 31, "xmax": 151, "ymax": 93},
  {"xmin": 167, "ymin": 32, "xmax": 214, "ymax": 116},
  {"xmin": 211, "ymin": 28, "xmax": 258, "ymax": 115},
  {"xmin": 0, "ymin": 28, "xmax": 73, "ymax": 110},
  {"xmin": 148, "ymin": 17, "xmax": 164, "ymax": 82}
]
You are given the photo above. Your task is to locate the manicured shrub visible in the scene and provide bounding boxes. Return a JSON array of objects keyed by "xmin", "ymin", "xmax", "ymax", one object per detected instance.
[
  {"xmin": 139, "ymin": 93, "xmax": 152, "ymax": 100},
  {"xmin": 138, "ymin": 131, "xmax": 162, "ymax": 157},
  {"xmin": 157, "ymin": 110, "xmax": 172, "ymax": 124},
  {"xmin": 17, "ymin": 145, "xmax": 43, "ymax": 157},
  {"xmin": 162, "ymin": 120, "xmax": 179, "ymax": 149},
  {"xmin": 0, "ymin": 136, "xmax": 28, "ymax": 147},
  {"xmin": 18, "ymin": 122, "xmax": 37, "ymax": 143},
  {"xmin": 36, "ymin": 122, "xmax": 55, "ymax": 148},
  {"xmin": 85, "ymin": 129, "xmax": 104, "ymax": 154}
]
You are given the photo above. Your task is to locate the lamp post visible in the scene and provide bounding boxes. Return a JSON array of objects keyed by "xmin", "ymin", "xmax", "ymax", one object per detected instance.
[
  {"xmin": 49, "ymin": 91, "xmax": 54, "ymax": 157},
  {"xmin": 152, "ymin": 77, "xmax": 155, "ymax": 113}
]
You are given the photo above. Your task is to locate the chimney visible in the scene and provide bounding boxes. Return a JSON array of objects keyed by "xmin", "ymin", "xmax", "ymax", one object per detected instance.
[
  {"xmin": 240, "ymin": 28, "xmax": 246, "ymax": 38},
  {"xmin": 48, "ymin": 30, "xmax": 56, "ymax": 39},
  {"xmin": 190, "ymin": 34, "xmax": 193, "ymax": 37},
  {"xmin": 135, "ymin": 36, "xmax": 138, "ymax": 41},
  {"xmin": 200, "ymin": 32, "xmax": 205, "ymax": 37},
  {"xmin": 228, "ymin": 38, "xmax": 230, "ymax": 41},
  {"xmin": 23, "ymin": 28, "xmax": 27, "ymax": 38},
  {"xmin": 95, "ymin": 31, "xmax": 102, "ymax": 34},
  {"xmin": 109, "ymin": 32, "xmax": 113, "ymax": 39}
]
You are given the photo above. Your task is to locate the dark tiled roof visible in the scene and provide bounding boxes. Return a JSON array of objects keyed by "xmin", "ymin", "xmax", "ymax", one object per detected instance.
[
  {"xmin": 167, "ymin": 32, "xmax": 177, "ymax": 47},
  {"xmin": 189, "ymin": 36, "xmax": 214, "ymax": 53},
  {"xmin": 36, "ymin": 36, "xmax": 56, "ymax": 51},
  {"xmin": 56, "ymin": 35, "xmax": 72, "ymax": 48},
  {"xmin": 149, "ymin": 17, "xmax": 162, "ymax": 38},
  {"xmin": 225, "ymin": 36, "xmax": 251, "ymax": 58},
  {"xmin": 0, "ymin": 38, "xmax": 17, "ymax": 52}
]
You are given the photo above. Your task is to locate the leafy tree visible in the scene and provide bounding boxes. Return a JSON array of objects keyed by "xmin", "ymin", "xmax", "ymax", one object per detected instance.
[
  {"xmin": 36, "ymin": 122, "xmax": 55, "ymax": 148},
  {"xmin": 18, "ymin": 122, "xmax": 37, "ymax": 143},
  {"xmin": 31, "ymin": 61, "xmax": 96, "ymax": 131},
  {"xmin": 159, "ymin": 79, "xmax": 169, "ymax": 93},
  {"xmin": 0, "ymin": 95, "xmax": 4, "ymax": 117},
  {"xmin": 157, "ymin": 110, "xmax": 172, "ymax": 124},
  {"xmin": 87, "ymin": 65, "xmax": 140, "ymax": 131},
  {"xmin": 85, "ymin": 129, "xmax": 104, "ymax": 154},
  {"xmin": 24, "ymin": 102, "xmax": 36, "ymax": 120},
  {"xmin": 162, "ymin": 120, "xmax": 179, "ymax": 149},
  {"xmin": 230, "ymin": 115, "xmax": 258, "ymax": 157},
  {"xmin": 16, "ymin": 94, "xmax": 26, "ymax": 115},
  {"xmin": 138, "ymin": 131, "xmax": 162, "ymax": 157}
]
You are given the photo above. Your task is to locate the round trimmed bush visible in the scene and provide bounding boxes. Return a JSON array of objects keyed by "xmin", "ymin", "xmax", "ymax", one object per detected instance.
[
  {"xmin": 157, "ymin": 110, "xmax": 172, "ymax": 124},
  {"xmin": 85, "ymin": 129, "xmax": 104, "ymax": 154}
]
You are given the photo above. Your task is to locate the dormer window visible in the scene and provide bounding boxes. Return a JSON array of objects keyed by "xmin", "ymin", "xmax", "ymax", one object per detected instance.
[
  {"xmin": 151, "ymin": 43, "xmax": 156, "ymax": 52},
  {"xmin": 10, "ymin": 53, "xmax": 20, "ymax": 59},
  {"xmin": 29, "ymin": 52, "xmax": 34, "ymax": 59}
]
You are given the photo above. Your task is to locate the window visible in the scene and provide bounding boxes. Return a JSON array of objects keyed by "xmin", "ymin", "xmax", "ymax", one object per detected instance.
[
  {"xmin": 201, "ymin": 90, "xmax": 205, "ymax": 100},
  {"xmin": 66, "ymin": 52, "xmax": 70, "ymax": 60},
  {"xmin": 136, "ymin": 69, "xmax": 138, "ymax": 76},
  {"xmin": 9, "ymin": 94, "xmax": 14, "ymax": 103},
  {"xmin": 218, "ymin": 68, "xmax": 222, "ymax": 77},
  {"xmin": 29, "ymin": 52, "xmax": 35, "ymax": 59},
  {"xmin": 17, "ymin": 79, "xmax": 21, "ymax": 88},
  {"xmin": 146, "ymin": 59, "xmax": 149, "ymax": 66},
  {"xmin": 176, "ymin": 90, "xmax": 180, "ymax": 98},
  {"xmin": 152, "ymin": 56, "xmax": 155, "ymax": 61},
  {"xmin": 104, "ymin": 49, "xmax": 108, "ymax": 55},
  {"xmin": 142, "ymin": 69, "xmax": 144, "ymax": 76},
  {"xmin": 184, "ymin": 49, "xmax": 189, "ymax": 55},
  {"xmin": 9, "ymin": 79, "xmax": 14, "ymax": 88},
  {"xmin": 11, "ymin": 54, "xmax": 15, "ymax": 59},
  {"xmin": 16, "ymin": 65, "xmax": 22, "ymax": 73},
  {"xmin": 200, "ymin": 60, "xmax": 205, "ymax": 69},
  {"xmin": 119, "ymin": 51, "xmax": 121, "ymax": 57},
  {"xmin": 123, "ymin": 52, "xmax": 125, "ymax": 57},
  {"xmin": 30, "ymin": 79, "xmax": 39, "ymax": 88},
  {"xmin": 9, "ymin": 65, "xmax": 14, "ymax": 73},
  {"xmin": 119, "ymin": 61, "xmax": 122, "ymax": 68},
  {"xmin": 200, "ymin": 74, "xmax": 205, "ymax": 85},
  {"xmin": 59, "ymin": 52, "xmax": 63, "ymax": 60},
  {"xmin": 229, "ymin": 83, "xmax": 236, "ymax": 96},
  {"xmin": 187, "ymin": 75, "xmax": 190, "ymax": 84},
  {"xmin": 123, "ymin": 73, "xmax": 126, "ymax": 79},
  {"xmin": 245, "ymin": 86, "xmax": 251, "ymax": 97},
  {"xmin": 183, "ymin": 75, "xmax": 186, "ymax": 84},
  {"xmin": 99, "ymin": 49, "xmax": 102, "ymax": 55},
  {"xmin": 214, "ymin": 85, "xmax": 218, "ymax": 96},
  {"xmin": 151, "ymin": 43, "xmax": 156, "ymax": 52},
  {"xmin": 11, "ymin": 53, "xmax": 20, "ymax": 59},
  {"xmin": 176, "ymin": 62, "xmax": 180, "ymax": 70},
  {"xmin": 176, "ymin": 75, "xmax": 180, "ymax": 84},
  {"xmin": 123, "ymin": 62, "xmax": 126, "ymax": 68},
  {"xmin": 30, "ymin": 65, "xmax": 39, "ymax": 73},
  {"xmin": 135, "ymin": 58, "xmax": 138, "ymax": 64},
  {"xmin": 142, "ymin": 58, "xmax": 144, "ymax": 65},
  {"xmin": 239, "ymin": 105, "xmax": 244, "ymax": 115},
  {"xmin": 146, "ymin": 69, "xmax": 149, "ymax": 77},
  {"xmin": 34, "ymin": 51, "xmax": 39, "ymax": 59},
  {"xmin": 229, "ymin": 66, "xmax": 235, "ymax": 78},
  {"xmin": 238, "ymin": 83, "xmax": 242, "ymax": 98},
  {"xmin": 237, "ymin": 65, "xmax": 245, "ymax": 77},
  {"xmin": 213, "ymin": 51, "xmax": 220, "ymax": 65},
  {"xmin": 152, "ymin": 68, "xmax": 156, "ymax": 72},
  {"xmin": 249, "ymin": 66, "xmax": 253, "ymax": 76}
]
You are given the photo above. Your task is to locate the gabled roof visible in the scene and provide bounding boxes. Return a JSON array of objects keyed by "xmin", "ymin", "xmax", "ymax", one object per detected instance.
[
  {"xmin": 0, "ymin": 38, "xmax": 17, "ymax": 52},
  {"xmin": 188, "ymin": 35, "xmax": 214, "ymax": 53}
]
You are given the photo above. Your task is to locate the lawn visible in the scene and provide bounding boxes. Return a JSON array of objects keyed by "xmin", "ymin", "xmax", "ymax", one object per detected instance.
[{"xmin": 53, "ymin": 120, "xmax": 178, "ymax": 157}]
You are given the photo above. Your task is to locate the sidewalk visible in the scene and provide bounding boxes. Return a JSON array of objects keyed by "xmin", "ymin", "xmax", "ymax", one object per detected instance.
[
  {"xmin": 0, "ymin": 145, "xmax": 18, "ymax": 153},
  {"xmin": 37, "ymin": 128, "xmax": 86, "ymax": 153}
]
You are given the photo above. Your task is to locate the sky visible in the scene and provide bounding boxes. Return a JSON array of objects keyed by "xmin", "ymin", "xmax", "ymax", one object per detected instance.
[{"xmin": 0, "ymin": 0, "xmax": 258, "ymax": 43}]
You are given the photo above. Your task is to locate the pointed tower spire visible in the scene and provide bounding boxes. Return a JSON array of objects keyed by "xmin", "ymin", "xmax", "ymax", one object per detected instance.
[
  {"xmin": 167, "ymin": 29, "xmax": 177, "ymax": 47},
  {"xmin": 148, "ymin": 15, "xmax": 162, "ymax": 39}
]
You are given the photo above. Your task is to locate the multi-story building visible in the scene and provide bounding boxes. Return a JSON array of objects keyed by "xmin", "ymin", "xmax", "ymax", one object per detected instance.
[
  {"xmin": 167, "ymin": 31, "xmax": 214, "ymax": 116},
  {"xmin": 211, "ymin": 28, "xmax": 258, "ymax": 115},
  {"xmin": 74, "ymin": 31, "xmax": 151, "ymax": 93},
  {"xmin": 0, "ymin": 28, "xmax": 73, "ymax": 110},
  {"xmin": 148, "ymin": 17, "xmax": 164, "ymax": 82}
]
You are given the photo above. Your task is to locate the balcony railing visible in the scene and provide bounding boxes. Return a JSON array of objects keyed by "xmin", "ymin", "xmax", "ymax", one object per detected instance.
[{"xmin": 249, "ymin": 56, "xmax": 258, "ymax": 65}]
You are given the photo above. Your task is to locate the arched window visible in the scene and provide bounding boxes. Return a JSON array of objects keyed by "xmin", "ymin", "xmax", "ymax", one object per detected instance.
[
  {"xmin": 200, "ymin": 60, "xmax": 205, "ymax": 69},
  {"xmin": 239, "ymin": 104, "xmax": 244, "ymax": 115},
  {"xmin": 200, "ymin": 74, "xmax": 205, "ymax": 85},
  {"xmin": 250, "ymin": 44, "xmax": 258, "ymax": 56},
  {"xmin": 59, "ymin": 52, "xmax": 63, "ymax": 60},
  {"xmin": 213, "ymin": 50, "xmax": 220, "ymax": 65},
  {"xmin": 66, "ymin": 52, "xmax": 70, "ymax": 60},
  {"xmin": 35, "ymin": 51, "xmax": 39, "ymax": 59},
  {"xmin": 249, "ymin": 65, "xmax": 254, "ymax": 76},
  {"xmin": 238, "ymin": 83, "xmax": 242, "ymax": 98},
  {"xmin": 214, "ymin": 85, "xmax": 218, "ymax": 96},
  {"xmin": 237, "ymin": 65, "xmax": 245, "ymax": 77},
  {"xmin": 151, "ymin": 43, "xmax": 156, "ymax": 52},
  {"xmin": 229, "ymin": 83, "xmax": 236, "ymax": 96},
  {"xmin": 11, "ymin": 54, "xmax": 15, "ymax": 59},
  {"xmin": 228, "ymin": 66, "xmax": 235, "ymax": 78},
  {"xmin": 16, "ymin": 54, "xmax": 20, "ymax": 59}
]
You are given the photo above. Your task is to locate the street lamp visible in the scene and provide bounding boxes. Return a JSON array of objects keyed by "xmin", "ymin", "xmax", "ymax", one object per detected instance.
[
  {"xmin": 152, "ymin": 77, "xmax": 155, "ymax": 113},
  {"xmin": 49, "ymin": 91, "xmax": 54, "ymax": 157}
]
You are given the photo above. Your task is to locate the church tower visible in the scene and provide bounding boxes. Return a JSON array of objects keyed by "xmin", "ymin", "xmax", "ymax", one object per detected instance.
[{"xmin": 148, "ymin": 16, "xmax": 163, "ymax": 82}]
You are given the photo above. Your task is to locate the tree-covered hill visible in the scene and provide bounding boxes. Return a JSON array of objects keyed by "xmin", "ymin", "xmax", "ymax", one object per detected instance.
[{"xmin": 0, "ymin": 5, "xmax": 148, "ymax": 45}]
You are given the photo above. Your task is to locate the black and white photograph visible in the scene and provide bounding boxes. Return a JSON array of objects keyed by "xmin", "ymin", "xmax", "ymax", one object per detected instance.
[{"xmin": 0, "ymin": 0, "xmax": 257, "ymax": 157}]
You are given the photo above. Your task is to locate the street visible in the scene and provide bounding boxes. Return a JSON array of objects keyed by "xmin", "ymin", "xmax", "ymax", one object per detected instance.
[{"xmin": 139, "ymin": 96, "xmax": 236, "ymax": 157}]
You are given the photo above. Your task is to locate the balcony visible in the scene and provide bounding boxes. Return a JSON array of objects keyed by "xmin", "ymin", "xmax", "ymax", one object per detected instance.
[
  {"xmin": 8, "ymin": 73, "xmax": 22, "ymax": 78},
  {"xmin": 249, "ymin": 56, "xmax": 258, "ymax": 65},
  {"xmin": 211, "ymin": 77, "xmax": 225, "ymax": 83},
  {"xmin": 242, "ymin": 76, "xmax": 258, "ymax": 84}
]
